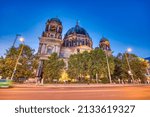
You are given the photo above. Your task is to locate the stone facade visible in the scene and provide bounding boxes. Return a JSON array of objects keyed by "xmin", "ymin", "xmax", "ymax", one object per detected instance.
[{"xmin": 36, "ymin": 17, "xmax": 112, "ymax": 79}]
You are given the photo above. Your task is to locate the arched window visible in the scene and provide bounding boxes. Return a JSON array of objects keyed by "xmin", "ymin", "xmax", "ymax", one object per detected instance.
[
  {"xmin": 64, "ymin": 41, "xmax": 66, "ymax": 47},
  {"xmin": 47, "ymin": 47, "xmax": 52, "ymax": 54},
  {"xmin": 69, "ymin": 41, "xmax": 71, "ymax": 47},
  {"xmin": 72, "ymin": 40, "xmax": 73, "ymax": 47},
  {"xmin": 78, "ymin": 40, "xmax": 80, "ymax": 46},
  {"xmin": 46, "ymin": 25, "xmax": 49, "ymax": 31},
  {"xmin": 86, "ymin": 39, "xmax": 88, "ymax": 45},
  {"xmin": 57, "ymin": 26, "xmax": 59, "ymax": 32},
  {"xmin": 82, "ymin": 40, "xmax": 84, "ymax": 45},
  {"xmin": 50, "ymin": 34, "xmax": 55, "ymax": 38},
  {"xmin": 73, "ymin": 40, "xmax": 76, "ymax": 46},
  {"xmin": 66, "ymin": 40, "xmax": 68, "ymax": 47},
  {"xmin": 58, "ymin": 27, "xmax": 62, "ymax": 33},
  {"xmin": 48, "ymin": 25, "xmax": 51, "ymax": 31},
  {"xmin": 84, "ymin": 39, "xmax": 86, "ymax": 45}
]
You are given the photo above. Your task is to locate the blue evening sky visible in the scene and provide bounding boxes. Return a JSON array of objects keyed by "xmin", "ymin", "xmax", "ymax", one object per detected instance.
[{"xmin": 0, "ymin": 0, "xmax": 149, "ymax": 58}]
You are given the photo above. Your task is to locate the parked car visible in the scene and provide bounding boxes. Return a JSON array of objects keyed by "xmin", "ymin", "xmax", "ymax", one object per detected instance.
[{"xmin": 0, "ymin": 79, "xmax": 12, "ymax": 88}]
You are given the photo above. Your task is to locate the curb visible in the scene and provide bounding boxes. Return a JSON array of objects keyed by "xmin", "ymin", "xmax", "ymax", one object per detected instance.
[{"xmin": 13, "ymin": 84, "xmax": 150, "ymax": 88}]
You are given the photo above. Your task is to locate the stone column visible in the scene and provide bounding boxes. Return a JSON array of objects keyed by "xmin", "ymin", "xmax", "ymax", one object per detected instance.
[
  {"xmin": 48, "ymin": 25, "xmax": 51, "ymax": 31},
  {"xmin": 45, "ymin": 44, "xmax": 47, "ymax": 54},
  {"xmin": 55, "ymin": 45, "xmax": 57, "ymax": 53},
  {"xmin": 38, "ymin": 43, "xmax": 42, "ymax": 54},
  {"xmin": 84, "ymin": 39, "xmax": 86, "ymax": 45},
  {"xmin": 41, "ymin": 44, "xmax": 46, "ymax": 54},
  {"xmin": 41, "ymin": 44, "xmax": 44, "ymax": 54}
]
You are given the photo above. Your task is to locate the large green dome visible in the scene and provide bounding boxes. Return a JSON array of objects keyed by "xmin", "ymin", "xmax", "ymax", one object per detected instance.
[{"xmin": 65, "ymin": 24, "xmax": 91, "ymax": 39}]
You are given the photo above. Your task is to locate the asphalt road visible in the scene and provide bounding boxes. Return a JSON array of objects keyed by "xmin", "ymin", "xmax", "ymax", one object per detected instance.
[{"xmin": 1, "ymin": 85, "xmax": 150, "ymax": 100}]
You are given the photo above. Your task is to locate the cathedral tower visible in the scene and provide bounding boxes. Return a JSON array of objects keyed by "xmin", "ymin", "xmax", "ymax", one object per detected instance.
[
  {"xmin": 38, "ymin": 18, "xmax": 63, "ymax": 59},
  {"xmin": 99, "ymin": 36, "xmax": 112, "ymax": 56},
  {"xmin": 36, "ymin": 18, "xmax": 63, "ymax": 82}
]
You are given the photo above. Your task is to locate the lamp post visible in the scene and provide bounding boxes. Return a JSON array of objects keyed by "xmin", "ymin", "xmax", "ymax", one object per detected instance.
[
  {"xmin": 11, "ymin": 37, "xmax": 25, "ymax": 80},
  {"xmin": 125, "ymin": 48, "xmax": 134, "ymax": 83},
  {"xmin": 105, "ymin": 51, "xmax": 112, "ymax": 84},
  {"xmin": 12, "ymin": 34, "xmax": 21, "ymax": 48}
]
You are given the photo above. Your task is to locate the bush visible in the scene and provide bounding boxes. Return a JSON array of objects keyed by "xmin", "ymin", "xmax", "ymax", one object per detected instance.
[{"xmin": 100, "ymin": 78, "xmax": 110, "ymax": 84}]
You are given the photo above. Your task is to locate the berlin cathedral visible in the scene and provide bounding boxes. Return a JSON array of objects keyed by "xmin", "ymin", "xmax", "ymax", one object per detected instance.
[{"xmin": 36, "ymin": 17, "xmax": 111, "ymax": 78}]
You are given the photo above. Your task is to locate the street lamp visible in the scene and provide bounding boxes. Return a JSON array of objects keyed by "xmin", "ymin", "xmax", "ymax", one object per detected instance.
[
  {"xmin": 105, "ymin": 51, "xmax": 112, "ymax": 84},
  {"xmin": 125, "ymin": 48, "xmax": 134, "ymax": 83},
  {"xmin": 12, "ymin": 34, "xmax": 21, "ymax": 48},
  {"xmin": 127, "ymin": 48, "xmax": 132, "ymax": 53},
  {"xmin": 11, "ymin": 37, "xmax": 25, "ymax": 80},
  {"xmin": 19, "ymin": 37, "xmax": 24, "ymax": 42}
]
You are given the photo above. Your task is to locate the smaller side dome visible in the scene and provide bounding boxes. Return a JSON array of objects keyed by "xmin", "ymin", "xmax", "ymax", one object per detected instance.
[
  {"xmin": 100, "ymin": 37, "xmax": 109, "ymax": 42},
  {"xmin": 99, "ymin": 36, "xmax": 111, "ymax": 51}
]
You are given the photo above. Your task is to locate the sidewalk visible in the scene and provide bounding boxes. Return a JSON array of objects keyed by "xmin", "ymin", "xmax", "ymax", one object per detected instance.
[{"xmin": 13, "ymin": 83, "xmax": 150, "ymax": 88}]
